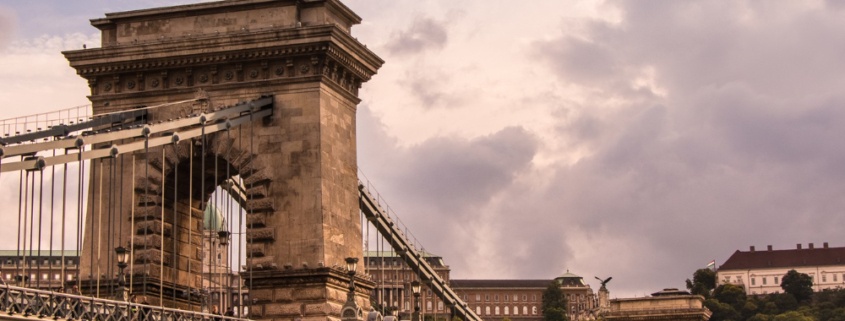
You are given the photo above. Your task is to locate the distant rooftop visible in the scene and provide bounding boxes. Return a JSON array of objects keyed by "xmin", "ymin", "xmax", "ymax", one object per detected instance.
[
  {"xmin": 450, "ymin": 279, "xmax": 552, "ymax": 289},
  {"xmin": 720, "ymin": 242, "xmax": 845, "ymax": 270}
]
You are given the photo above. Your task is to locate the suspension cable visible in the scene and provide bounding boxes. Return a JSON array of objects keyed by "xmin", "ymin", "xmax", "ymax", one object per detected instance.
[
  {"xmin": 236, "ymin": 125, "xmax": 243, "ymax": 317},
  {"xmin": 160, "ymin": 147, "xmax": 165, "ymax": 305},
  {"xmin": 171, "ymin": 141, "xmax": 179, "ymax": 305},
  {"xmin": 15, "ymin": 160, "xmax": 25, "ymax": 284},
  {"xmin": 61, "ymin": 149, "xmax": 68, "ymax": 286},
  {"xmin": 36, "ymin": 163, "xmax": 44, "ymax": 289}
]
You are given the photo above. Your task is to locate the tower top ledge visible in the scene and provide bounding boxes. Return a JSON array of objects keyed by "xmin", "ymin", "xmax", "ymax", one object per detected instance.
[{"xmin": 91, "ymin": 0, "xmax": 362, "ymax": 47}]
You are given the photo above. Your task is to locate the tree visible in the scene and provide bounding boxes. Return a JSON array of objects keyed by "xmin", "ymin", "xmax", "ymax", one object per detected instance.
[
  {"xmin": 714, "ymin": 283, "xmax": 747, "ymax": 311},
  {"xmin": 781, "ymin": 270, "xmax": 813, "ymax": 303},
  {"xmin": 686, "ymin": 268, "xmax": 717, "ymax": 299},
  {"xmin": 542, "ymin": 281, "xmax": 569, "ymax": 321}
]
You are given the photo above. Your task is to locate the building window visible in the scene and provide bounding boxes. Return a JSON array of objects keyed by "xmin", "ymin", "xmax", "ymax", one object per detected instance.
[
  {"xmin": 43, "ymin": 259, "xmax": 49, "ymax": 265},
  {"xmin": 522, "ymin": 295, "xmax": 527, "ymax": 302},
  {"xmin": 774, "ymin": 276, "xmax": 779, "ymax": 284},
  {"xmin": 762, "ymin": 277, "xmax": 767, "ymax": 285},
  {"xmin": 532, "ymin": 295, "xmax": 536, "ymax": 301},
  {"xmin": 476, "ymin": 307, "xmax": 481, "ymax": 315},
  {"xmin": 494, "ymin": 294, "xmax": 499, "ymax": 302},
  {"xmin": 426, "ymin": 301, "xmax": 432, "ymax": 311},
  {"xmin": 4, "ymin": 274, "xmax": 10, "ymax": 280},
  {"xmin": 834, "ymin": 274, "xmax": 838, "ymax": 282},
  {"xmin": 514, "ymin": 294, "xmax": 519, "ymax": 301},
  {"xmin": 736, "ymin": 276, "xmax": 743, "ymax": 284},
  {"xmin": 504, "ymin": 295, "xmax": 509, "ymax": 302},
  {"xmin": 513, "ymin": 306, "xmax": 519, "ymax": 315},
  {"xmin": 823, "ymin": 274, "xmax": 827, "ymax": 282},
  {"xmin": 495, "ymin": 307, "xmax": 500, "ymax": 315},
  {"xmin": 485, "ymin": 294, "xmax": 489, "ymax": 301},
  {"xmin": 67, "ymin": 274, "xmax": 73, "ymax": 281},
  {"xmin": 504, "ymin": 306, "xmax": 509, "ymax": 315},
  {"xmin": 523, "ymin": 306, "xmax": 528, "ymax": 315},
  {"xmin": 54, "ymin": 274, "xmax": 60, "ymax": 280},
  {"xmin": 751, "ymin": 278, "xmax": 755, "ymax": 286},
  {"xmin": 532, "ymin": 306, "xmax": 538, "ymax": 315},
  {"xmin": 485, "ymin": 306, "xmax": 490, "ymax": 315}
]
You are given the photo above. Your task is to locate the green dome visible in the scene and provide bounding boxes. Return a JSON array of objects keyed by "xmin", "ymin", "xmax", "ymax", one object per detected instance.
[{"xmin": 203, "ymin": 204, "xmax": 226, "ymax": 231}]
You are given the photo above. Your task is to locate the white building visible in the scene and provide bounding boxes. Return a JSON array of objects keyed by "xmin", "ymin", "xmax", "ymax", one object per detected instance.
[{"xmin": 717, "ymin": 243, "xmax": 845, "ymax": 295}]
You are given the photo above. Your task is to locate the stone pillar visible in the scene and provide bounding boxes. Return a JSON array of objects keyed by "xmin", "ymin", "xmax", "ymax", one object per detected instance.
[{"xmin": 63, "ymin": 0, "xmax": 382, "ymax": 317}]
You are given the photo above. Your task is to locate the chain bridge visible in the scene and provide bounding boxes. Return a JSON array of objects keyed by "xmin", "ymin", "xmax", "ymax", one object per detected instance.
[{"xmin": 0, "ymin": 1, "xmax": 480, "ymax": 321}]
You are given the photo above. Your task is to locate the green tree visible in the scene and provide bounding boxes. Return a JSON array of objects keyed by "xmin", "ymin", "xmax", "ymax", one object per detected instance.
[
  {"xmin": 686, "ymin": 268, "xmax": 717, "ymax": 299},
  {"xmin": 781, "ymin": 270, "xmax": 813, "ymax": 304},
  {"xmin": 714, "ymin": 283, "xmax": 748, "ymax": 311},
  {"xmin": 772, "ymin": 311, "xmax": 813, "ymax": 321},
  {"xmin": 542, "ymin": 281, "xmax": 569, "ymax": 321},
  {"xmin": 705, "ymin": 298, "xmax": 741, "ymax": 321}
]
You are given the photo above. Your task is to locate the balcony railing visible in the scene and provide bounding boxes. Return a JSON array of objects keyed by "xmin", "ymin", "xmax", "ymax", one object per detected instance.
[{"xmin": 0, "ymin": 284, "xmax": 251, "ymax": 321}]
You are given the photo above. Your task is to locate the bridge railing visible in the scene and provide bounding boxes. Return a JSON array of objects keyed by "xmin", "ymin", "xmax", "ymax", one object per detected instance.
[
  {"xmin": 0, "ymin": 284, "xmax": 251, "ymax": 321},
  {"xmin": 358, "ymin": 183, "xmax": 481, "ymax": 321}
]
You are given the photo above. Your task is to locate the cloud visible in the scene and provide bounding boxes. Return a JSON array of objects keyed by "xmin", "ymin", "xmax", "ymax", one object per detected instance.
[
  {"xmin": 521, "ymin": 0, "xmax": 845, "ymax": 294},
  {"xmin": 0, "ymin": 6, "xmax": 16, "ymax": 50},
  {"xmin": 357, "ymin": 104, "xmax": 541, "ymax": 276},
  {"xmin": 385, "ymin": 17, "xmax": 448, "ymax": 56}
]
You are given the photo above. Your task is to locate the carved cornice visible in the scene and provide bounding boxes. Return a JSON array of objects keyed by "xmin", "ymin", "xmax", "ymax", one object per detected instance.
[{"xmin": 65, "ymin": 25, "xmax": 381, "ymax": 100}]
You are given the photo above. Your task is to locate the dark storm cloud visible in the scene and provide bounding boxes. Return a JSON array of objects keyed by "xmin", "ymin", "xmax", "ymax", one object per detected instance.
[
  {"xmin": 357, "ymin": 104, "xmax": 540, "ymax": 271},
  {"xmin": 524, "ymin": 1, "xmax": 845, "ymax": 294},
  {"xmin": 385, "ymin": 17, "xmax": 448, "ymax": 56}
]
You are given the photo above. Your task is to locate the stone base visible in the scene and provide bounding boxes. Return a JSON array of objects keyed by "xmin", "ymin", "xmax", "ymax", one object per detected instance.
[
  {"xmin": 246, "ymin": 267, "xmax": 374, "ymax": 321},
  {"xmin": 78, "ymin": 276, "xmax": 203, "ymax": 310}
]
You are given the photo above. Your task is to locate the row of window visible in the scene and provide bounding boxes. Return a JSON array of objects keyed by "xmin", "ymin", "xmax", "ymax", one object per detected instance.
[
  {"xmin": 471, "ymin": 305, "xmax": 538, "ymax": 316},
  {"xmin": 463, "ymin": 294, "xmax": 536, "ymax": 302},
  {"xmin": 2, "ymin": 258, "xmax": 77, "ymax": 266},
  {"xmin": 3, "ymin": 273, "xmax": 74, "ymax": 281},
  {"xmin": 728, "ymin": 273, "xmax": 845, "ymax": 286}
]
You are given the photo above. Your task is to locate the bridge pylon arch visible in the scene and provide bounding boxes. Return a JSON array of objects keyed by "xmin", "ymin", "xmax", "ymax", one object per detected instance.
[{"xmin": 63, "ymin": 0, "xmax": 383, "ymax": 319}]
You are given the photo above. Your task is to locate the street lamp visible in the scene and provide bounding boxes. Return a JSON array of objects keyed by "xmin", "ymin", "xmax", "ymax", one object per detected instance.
[
  {"xmin": 411, "ymin": 281, "xmax": 421, "ymax": 321},
  {"xmin": 115, "ymin": 246, "xmax": 129, "ymax": 301},
  {"xmin": 217, "ymin": 230, "xmax": 230, "ymax": 247},
  {"xmin": 341, "ymin": 257, "xmax": 362, "ymax": 321}
]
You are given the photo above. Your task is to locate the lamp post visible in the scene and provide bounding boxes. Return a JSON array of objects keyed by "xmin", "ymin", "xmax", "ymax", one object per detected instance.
[
  {"xmin": 411, "ymin": 281, "xmax": 421, "ymax": 321},
  {"xmin": 115, "ymin": 246, "xmax": 129, "ymax": 301},
  {"xmin": 341, "ymin": 257, "xmax": 362, "ymax": 321}
]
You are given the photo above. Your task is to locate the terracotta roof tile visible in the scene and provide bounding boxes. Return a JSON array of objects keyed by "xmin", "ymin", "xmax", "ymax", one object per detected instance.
[{"xmin": 719, "ymin": 246, "xmax": 845, "ymax": 270}]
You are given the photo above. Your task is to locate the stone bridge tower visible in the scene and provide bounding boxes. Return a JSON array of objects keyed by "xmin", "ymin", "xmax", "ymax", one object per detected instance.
[{"xmin": 62, "ymin": 0, "xmax": 383, "ymax": 320}]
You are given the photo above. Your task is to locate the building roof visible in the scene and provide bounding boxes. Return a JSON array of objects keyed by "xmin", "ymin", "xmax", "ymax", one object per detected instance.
[
  {"xmin": 450, "ymin": 279, "xmax": 553, "ymax": 288},
  {"xmin": 719, "ymin": 244, "xmax": 845, "ymax": 270},
  {"xmin": 555, "ymin": 270, "xmax": 588, "ymax": 287}
]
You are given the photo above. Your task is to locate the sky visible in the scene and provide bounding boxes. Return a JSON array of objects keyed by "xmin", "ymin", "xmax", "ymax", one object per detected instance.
[{"xmin": 1, "ymin": 0, "xmax": 845, "ymax": 298}]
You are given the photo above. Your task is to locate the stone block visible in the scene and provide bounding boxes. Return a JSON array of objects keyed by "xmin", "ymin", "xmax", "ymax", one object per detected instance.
[{"xmin": 265, "ymin": 302, "xmax": 302, "ymax": 316}]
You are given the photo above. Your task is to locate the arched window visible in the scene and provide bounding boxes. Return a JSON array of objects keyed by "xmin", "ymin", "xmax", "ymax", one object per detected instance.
[
  {"xmin": 485, "ymin": 306, "xmax": 491, "ymax": 315},
  {"xmin": 426, "ymin": 301, "xmax": 432, "ymax": 311},
  {"xmin": 495, "ymin": 307, "xmax": 500, "ymax": 315},
  {"xmin": 513, "ymin": 306, "xmax": 519, "ymax": 315},
  {"xmin": 504, "ymin": 306, "xmax": 509, "ymax": 315},
  {"xmin": 523, "ymin": 306, "xmax": 528, "ymax": 315},
  {"xmin": 476, "ymin": 306, "xmax": 481, "ymax": 315},
  {"xmin": 532, "ymin": 306, "xmax": 538, "ymax": 315}
]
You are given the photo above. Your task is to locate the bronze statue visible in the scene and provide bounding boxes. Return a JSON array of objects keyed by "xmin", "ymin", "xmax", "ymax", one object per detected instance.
[{"xmin": 595, "ymin": 276, "xmax": 612, "ymax": 288}]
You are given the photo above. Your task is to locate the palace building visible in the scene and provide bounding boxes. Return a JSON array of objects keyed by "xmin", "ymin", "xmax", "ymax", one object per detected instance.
[{"xmin": 717, "ymin": 242, "xmax": 845, "ymax": 295}]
